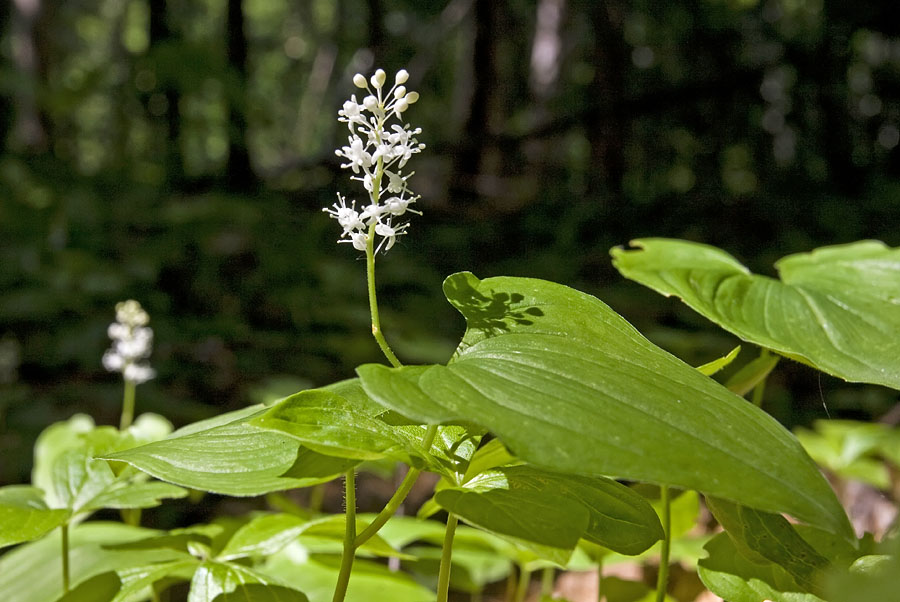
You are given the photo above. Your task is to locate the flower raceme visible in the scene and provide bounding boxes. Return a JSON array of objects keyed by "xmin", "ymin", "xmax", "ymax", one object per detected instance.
[
  {"xmin": 325, "ymin": 68, "xmax": 424, "ymax": 254},
  {"xmin": 102, "ymin": 299, "xmax": 155, "ymax": 385}
]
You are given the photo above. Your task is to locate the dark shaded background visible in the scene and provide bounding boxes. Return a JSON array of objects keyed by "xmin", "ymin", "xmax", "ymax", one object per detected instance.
[{"xmin": 2, "ymin": 0, "xmax": 900, "ymax": 486}]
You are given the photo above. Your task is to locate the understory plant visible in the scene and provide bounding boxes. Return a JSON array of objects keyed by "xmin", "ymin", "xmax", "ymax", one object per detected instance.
[{"xmin": 1, "ymin": 66, "xmax": 899, "ymax": 602}]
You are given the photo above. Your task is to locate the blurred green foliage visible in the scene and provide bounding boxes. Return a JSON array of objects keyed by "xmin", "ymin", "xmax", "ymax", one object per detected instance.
[{"xmin": 1, "ymin": 0, "xmax": 899, "ymax": 485}]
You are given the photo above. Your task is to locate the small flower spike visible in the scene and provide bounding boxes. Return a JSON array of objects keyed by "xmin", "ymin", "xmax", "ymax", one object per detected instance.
[
  {"xmin": 328, "ymin": 67, "xmax": 424, "ymax": 255},
  {"xmin": 103, "ymin": 300, "xmax": 155, "ymax": 385}
]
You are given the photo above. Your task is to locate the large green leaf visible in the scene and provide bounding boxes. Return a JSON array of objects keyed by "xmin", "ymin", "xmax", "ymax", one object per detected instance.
[
  {"xmin": 46, "ymin": 448, "xmax": 186, "ymax": 515},
  {"xmin": 252, "ymin": 381, "xmax": 476, "ymax": 480},
  {"xmin": 105, "ymin": 406, "xmax": 351, "ymax": 496},
  {"xmin": 611, "ymin": 238, "xmax": 900, "ymax": 389},
  {"xmin": 435, "ymin": 466, "xmax": 662, "ymax": 555},
  {"xmin": 357, "ymin": 272, "xmax": 851, "ymax": 539},
  {"xmin": 251, "ymin": 389, "xmax": 416, "ymax": 461},
  {"xmin": 0, "ymin": 486, "xmax": 70, "ymax": 548},
  {"xmin": 0, "ymin": 522, "xmax": 184, "ymax": 602}
]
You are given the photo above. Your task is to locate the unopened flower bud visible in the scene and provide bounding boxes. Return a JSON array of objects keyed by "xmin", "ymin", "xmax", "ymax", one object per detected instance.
[
  {"xmin": 395, "ymin": 69, "xmax": 409, "ymax": 85},
  {"xmin": 405, "ymin": 91, "xmax": 420, "ymax": 105},
  {"xmin": 394, "ymin": 86, "xmax": 407, "ymax": 99},
  {"xmin": 353, "ymin": 73, "xmax": 367, "ymax": 88},
  {"xmin": 394, "ymin": 98, "xmax": 409, "ymax": 113},
  {"xmin": 363, "ymin": 95, "xmax": 378, "ymax": 110},
  {"xmin": 371, "ymin": 69, "xmax": 386, "ymax": 89}
]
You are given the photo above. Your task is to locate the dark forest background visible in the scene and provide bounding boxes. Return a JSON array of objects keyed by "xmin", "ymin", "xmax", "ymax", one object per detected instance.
[{"xmin": 2, "ymin": 0, "xmax": 900, "ymax": 486}]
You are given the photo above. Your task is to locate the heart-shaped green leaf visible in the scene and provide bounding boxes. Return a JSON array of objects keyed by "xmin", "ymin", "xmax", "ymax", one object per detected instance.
[
  {"xmin": 357, "ymin": 273, "xmax": 852, "ymax": 539},
  {"xmin": 611, "ymin": 238, "xmax": 900, "ymax": 389},
  {"xmin": 105, "ymin": 406, "xmax": 351, "ymax": 496}
]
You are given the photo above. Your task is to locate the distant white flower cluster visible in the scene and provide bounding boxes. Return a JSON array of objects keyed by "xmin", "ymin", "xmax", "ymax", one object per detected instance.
[
  {"xmin": 102, "ymin": 300, "xmax": 155, "ymax": 385},
  {"xmin": 325, "ymin": 68, "xmax": 425, "ymax": 254}
]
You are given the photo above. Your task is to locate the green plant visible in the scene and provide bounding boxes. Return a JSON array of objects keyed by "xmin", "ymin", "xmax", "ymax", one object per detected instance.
[{"xmin": 1, "ymin": 69, "xmax": 898, "ymax": 602}]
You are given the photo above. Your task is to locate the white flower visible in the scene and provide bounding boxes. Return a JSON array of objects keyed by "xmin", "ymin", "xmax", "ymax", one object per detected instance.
[
  {"xmin": 374, "ymin": 219, "xmax": 408, "ymax": 253},
  {"xmin": 336, "ymin": 137, "xmax": 372, "ymax": 173},
  {"xmin": 326, "ymin": 66, "xmax": 426, "ymax": 256},
  {"xmin": 103, "ymin": 300, "xmax": 155, "ymax": 385}
]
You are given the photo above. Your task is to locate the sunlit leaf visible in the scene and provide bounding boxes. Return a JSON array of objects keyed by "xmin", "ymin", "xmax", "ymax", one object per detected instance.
[
  {"xmin": 357, "ymin": 273, "xmax": 852, "ymax": 539},
  {"xmin": 611, "ymin": 238, "xmax": 900, "ymax": 389},
  {"xmin": 0, "ymin": 486, "xmax": 70, "ymax": 549},
  {"xmin": 0, "ymin": 522, "xmax": 184, "ymax": 602},
  {"xmin": 105, "ymin": 406, "xmax": 348, "ymax": 496},
  {"xmin": 696, "ymin": 345, "xmax": 741, "ymax": 376}
]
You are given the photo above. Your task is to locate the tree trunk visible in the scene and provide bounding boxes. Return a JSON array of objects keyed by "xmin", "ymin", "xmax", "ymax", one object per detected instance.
[
  {"xmin": 585, "ymin": 1, "xmax": 627, "ymax": 198},
  {"xmin": 225, "ymin": 0, "xmax": 255, "ymax": 192}
]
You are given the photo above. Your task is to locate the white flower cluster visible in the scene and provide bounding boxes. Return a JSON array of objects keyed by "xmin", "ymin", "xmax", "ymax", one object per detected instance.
[
  {"xmin": 325, "ymin": 68, "xmax": 425, "ymax": 254},
  {"xmin": 102, "ymin": 300, "xmax": 155, "ymax": 385}
]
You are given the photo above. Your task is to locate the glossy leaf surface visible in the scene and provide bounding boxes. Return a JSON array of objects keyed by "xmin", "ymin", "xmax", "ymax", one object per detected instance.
[
  {"xmin": 0, "ymin": 522, "xmax": 183, "ymax": 602},
  {"xmin": 106, "ymin": 406, "xmax": 350, "ymax": 496},
  {"xmin": 358, "ymin": 273, "xmax": 851, "ymax": 538},
  {"xmin": 611, "ymin": 238, "xmax": 900, "ymax": 389},
  {"xmin": 0, "ymin": 486, "xmax": 69, "ymax": 548}
]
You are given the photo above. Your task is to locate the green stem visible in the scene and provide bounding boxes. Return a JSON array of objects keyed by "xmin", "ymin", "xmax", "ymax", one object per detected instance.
[
  {"xmin": 121, "ymin": 507, "xmax": 141, "ymax": 526},
  {"xmin": 514, "ymin": 565, "xmax": 532, "ymax": 602},
  {"xmin": 309, "ymin": 483, "xmax": 326, "ymax": 513},
  {"xmin": 505, "ymin": 570, "xmax": 516, "ymax": 602},
  {"xmin": 61, "ymin": 523, "xmax": 70, "ymax": 593},
  {"xmin": 332, "ymin": 470, "xmax": 357, "ymax": 602},
  {"xmin": 597, "ymin": 555, "xmax": 604, "ymax": 602},
  {"xmin": 436, "ymin": 512, "xmax": 459, "ymax": 602},
  {"xmin": 655, "ymin": 486, "xmax": 671, "ymax": 602},
  {"xmin": 751, "ymin": 349, "xmax": 771, "ymax": 408},
  {"xmin": 365, "ymin": 222, "xmax": 401, "ymax": 368},
  {"xmin": 356, "ymin": 425, "xmax": 437, "ymax": 546},
  {"xmin": 120, "ymin": 379, "xmax": 136, "ymax": 430},
  {"xmin": 541, "ymin": 566, "xmax": 554, "ymax": 597}
]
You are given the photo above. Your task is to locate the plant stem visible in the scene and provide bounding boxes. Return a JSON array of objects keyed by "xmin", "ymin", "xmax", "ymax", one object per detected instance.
[
  {"xmin": 120, "ymin": 379, "xmax": 136, "ymax": 430},
  {"xmin": 514, "ymin": 566, "xmax": 532, "ymax": 602},
  {"xmin": 655, "ymin": 485, "xmax": 671, "ymax": 602},
  {"xmin": 309, "ymin": 483, "xmax": 325, "ymax": 513},
  {"xmin": 751, "ymin": 349, "xmax": 771, "ymax": 408},
  {"xmin": 332, "ymin": 470, "xmax": 357, "ymax": 602},
  {"xmin": 356, "ymin": 425, "xmax": 438, "ymax": 547},
  {"xmin": 597, "ymin": 555, "xmax": 604, "ymax": 602},
  {"xmin": 505, "ymin": 570, "xmax": 516, "ymax": 602},
  {"xmin": 61, "ymin": 523, "xmax": 70, "ymax": 593},
  {"xmin": 541, "ymin": 566, "xmax": 555, "ymax": 597},
  {"xmin": 436, "ymin": 512, "xmax": 459, "ymax": 602},
  {"xmin": 365, "ymin": 223, "xmax": 401, "ymax": 368}
]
